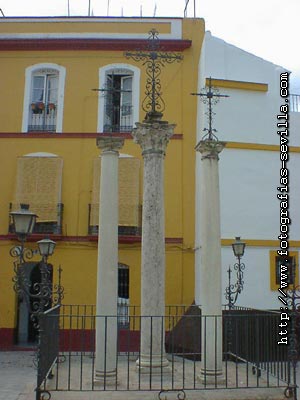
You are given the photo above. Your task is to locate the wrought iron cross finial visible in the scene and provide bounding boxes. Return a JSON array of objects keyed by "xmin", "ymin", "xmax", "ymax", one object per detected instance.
[
  {"xmin": 125, "ymin": 29, "xmax": 183, "ymax": 121},
  {"xmin": 192, "ymin": 77, "xmax": 229, "ymax": 141}
]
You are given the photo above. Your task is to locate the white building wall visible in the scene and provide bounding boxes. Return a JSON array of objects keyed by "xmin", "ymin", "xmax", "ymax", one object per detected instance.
[{"xmin": 195, "ymin": 32, "xmax": 300, "ymax": 309}]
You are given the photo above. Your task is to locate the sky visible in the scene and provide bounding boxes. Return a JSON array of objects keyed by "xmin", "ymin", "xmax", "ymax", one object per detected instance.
[{"xmin": 0, "ymin": 0, "xmax": 299, "ymax": 91}]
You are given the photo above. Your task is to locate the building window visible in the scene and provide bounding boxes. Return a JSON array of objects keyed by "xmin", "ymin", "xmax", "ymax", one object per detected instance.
[
  {"xmin": 22, "ymin": 63, "xmax": 66, "ymax": 133},
  {"xmin": 98, "ymin": 64, "xmax": 140, "ymax": 133},
  {"xmin": 118, "ymin": 263, "xmax": 129, "ymax": 328},
  {"xmin": 9, "ymin": 153, "xmax": 63, "ymax": 234},
  {"xmin": 270, "ymin": 250, "xmax": 299, "ymax": 290}
]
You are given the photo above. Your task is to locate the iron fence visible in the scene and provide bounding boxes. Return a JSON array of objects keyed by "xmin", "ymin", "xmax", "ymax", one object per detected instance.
[
  {"xmin": 37, "ymin": 306, "xmax": 293, "ymax": 397},
  {"xmin": 36, "ymin": 305, "xmax": 60, "ymax": 400}
]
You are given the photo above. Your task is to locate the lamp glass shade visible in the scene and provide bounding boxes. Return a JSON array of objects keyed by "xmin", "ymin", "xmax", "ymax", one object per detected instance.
[
  {"xmin": 10, "ymin": 204, "xmax": 37, "ymax": 235},
  {"xmin": 37, "ymin": 238, "xmax": 56, "ymax": 257},
  {"xmin": 232, "ymin": 236, "xmax": 246, "ymax": 258}
]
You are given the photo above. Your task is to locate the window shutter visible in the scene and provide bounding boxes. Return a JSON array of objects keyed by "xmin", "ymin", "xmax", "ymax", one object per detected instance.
[
  {"xmin": 90, "ymin": 156, "xmax": 140, "ymax": 229},
  {"xmin": 13, "ymin": 156, "xmax": 63, "ymax": 222}
]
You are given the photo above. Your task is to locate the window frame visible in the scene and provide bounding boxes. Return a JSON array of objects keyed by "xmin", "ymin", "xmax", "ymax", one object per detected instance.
[
  {"xmin": 10, "ymin": 152, "xmax": 63, "ymax": 234},
  {"xmin": 269, "ymin": 250, "xmax": 299, "ymax": 291},
  {"xmin": 97, "ymin": 63, "xmax": 140, "ymax": 133},
  {"xmin": 22, "ymin": 63, "xmax": 66, "ymax": 133}
]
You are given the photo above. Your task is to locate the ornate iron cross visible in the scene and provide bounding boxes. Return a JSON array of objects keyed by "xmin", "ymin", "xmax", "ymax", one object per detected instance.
[
  {"xmin": 125, "ymin": 29, "xmax": 183, "ymax": 120},
  {"xmin": 192, "ymin": 77, "xmax": 229, "ymax": 140}
]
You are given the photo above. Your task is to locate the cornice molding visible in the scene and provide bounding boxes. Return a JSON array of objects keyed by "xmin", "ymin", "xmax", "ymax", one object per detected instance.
[
  {"xmin": 0, "ymin": 234, "xmax": 183, "ymax": 245},
  {"xmin": 0, "ymin": 132, "xmax": 183, "ymax": 140},
  {"xmin": 0, "ymin": 38, "xmax": 192, "ymax": 52}
]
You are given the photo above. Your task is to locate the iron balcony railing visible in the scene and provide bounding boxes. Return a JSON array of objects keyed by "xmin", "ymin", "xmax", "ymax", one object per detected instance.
[
  {"xmin": 290, "ymin": 94, "xmax": 300, "ymax": 112},
  {"xmin": 103, "ymin": 104, "xmax": 133, "ymax": 133},
  {"xmin": 9, "ymin": 203, "xmax": 63, "ymax": 234},
  {"xmin": 28, "ymin": 102, "xmax": 57, "ymax": 132}
]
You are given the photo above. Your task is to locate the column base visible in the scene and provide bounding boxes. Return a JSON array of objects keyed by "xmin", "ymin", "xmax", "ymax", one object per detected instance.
[
  {"xmin": 136, "ymin": 354, "xmax": 171, "ymax": 375},
  {"xmin": 198, "ymin": 368, "xmax": 224, "ymax": 385},
  {"xmin": 94, "ymin": 369, "xmax": 118, "ymax": 386}
]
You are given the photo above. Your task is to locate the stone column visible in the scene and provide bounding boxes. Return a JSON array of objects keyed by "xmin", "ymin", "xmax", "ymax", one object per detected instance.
[
  {"xmin": 94, "ymin": 136, "xmax": 124, "ymax": 385},
  {"xmin": 132, "ymin": 116, "xmax": 174, "ymax": 374},
  {"xmin": 195, "ymin": 139, "xmax": 225, "ymax": 383}
]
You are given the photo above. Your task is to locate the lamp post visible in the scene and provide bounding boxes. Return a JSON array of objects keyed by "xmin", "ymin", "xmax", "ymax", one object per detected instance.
[
  {"xmin": 10, "ymin": 205, "xmax": 62, "ymax": 324},
  {"xmin": 36, "ymin": 238, "xmax": 58, "ymax": 312},
  {"xmin": 10, "ymin": 203, "xmax": 37, "ymax": 259},
  {"xmin": 37, "ymin": 238, "xmax": 56, "ymax": 263},
  {"xmin": 225, "ymin": 237, "xmax": 246, "ymax": 309},
  {"xmin": 10, "ymin": 204, "xmax": 37, "ymax": 300}
]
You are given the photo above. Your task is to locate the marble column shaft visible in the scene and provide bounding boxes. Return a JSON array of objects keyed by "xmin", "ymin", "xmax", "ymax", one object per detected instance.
[
  {"xmin": 132, "ymin": 119, "xmax": 174, "ymax": 373},
  {"xmin": 94, "ymin": 136, "xmax": 124, "ymax": 384},
  {"xmin": 195, "ymin": 139, "xmax": 225, "ymax": 382}
]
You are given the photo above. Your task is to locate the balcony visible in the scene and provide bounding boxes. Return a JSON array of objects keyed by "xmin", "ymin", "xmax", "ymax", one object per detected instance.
[
  {"xmin": 9, "ymin": 203, "xmax": 63, "ymax": 234},
  {"xmin": 103, "ymin": 104, "xmax": 133, "ymax": 133},
  {"xmin": 28, "ymin": 102, "xmax": 57, "ymax": 132}
]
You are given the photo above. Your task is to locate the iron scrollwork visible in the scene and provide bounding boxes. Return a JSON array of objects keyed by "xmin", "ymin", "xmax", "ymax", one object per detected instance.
[
  {"xmin": 125, "ymin": 29, "xmax": 183, "ymax": 119},
  {"xmin": 225, "ymin": 260, "xmax": 246, "ymax": 309},
  {"xmin": 158, "ymin": 389, "xmax": 186, "ymax": 400},
  {"xmin": 191, "ymin": 77, "xmax": 229, "ymax": 141},
  {"xmin": 11, "ymin": 243, "xmax": 64, "ymax": 329},
  {"xmin": 36, "ymin": 388, "xmax": 51, "ymax": 400},
  {"xmin": 11, "ymin": 244, "xmax": 34, "ymax": 304}
]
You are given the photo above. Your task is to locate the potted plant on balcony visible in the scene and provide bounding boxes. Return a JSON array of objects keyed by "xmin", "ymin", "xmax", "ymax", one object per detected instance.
[
  {"xmin": 37, "ymin": 102, "xmax": 45, "ymax": 110},
  {"xmin": 31, "ymin": 101, "xmax": 45, "ymax": 114},
  {"xmin": 48, "ymin": 103, "xmax": 56, "ymax": 111}
]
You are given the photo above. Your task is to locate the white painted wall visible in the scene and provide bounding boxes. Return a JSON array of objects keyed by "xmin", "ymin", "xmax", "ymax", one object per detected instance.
[
  {"xmin": 195, "ymin": 32, "xmax": 300, "ymax": 309},
  {"xmin": 219, "ymin": 149, "xmax": 299, "ymax": 241},
  {"xmin": 202, "ymin": 32, "xmax": 290, "ymax": 145}
]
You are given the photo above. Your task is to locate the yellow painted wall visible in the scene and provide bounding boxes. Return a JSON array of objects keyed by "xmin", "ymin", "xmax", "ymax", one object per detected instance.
[
  {"xmin": 0, "ymin": 20, "xmax": 172, "ymax": 35},
  {"xmin": 0, "ymin": 18, "xmax": 205, "ymax": 334}
]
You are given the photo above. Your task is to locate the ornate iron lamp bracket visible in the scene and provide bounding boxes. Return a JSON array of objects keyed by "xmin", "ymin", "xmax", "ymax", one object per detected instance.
[
  {"xmin": 225, "ymin": 260, "xmax": 246, "ymax": 309},
  {"xmin": 11, "ymin": 243, "xmax": 64, "ymax": 325}
]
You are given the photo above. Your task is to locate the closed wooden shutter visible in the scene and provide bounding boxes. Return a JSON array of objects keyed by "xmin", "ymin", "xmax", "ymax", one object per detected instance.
[
  {"xmin": 12, "ymin": 156, "xmax": 63, "ymax": 222},
  {"xmin": 90, "ymin": 156, "xmax": 140, "ymax": 228}
]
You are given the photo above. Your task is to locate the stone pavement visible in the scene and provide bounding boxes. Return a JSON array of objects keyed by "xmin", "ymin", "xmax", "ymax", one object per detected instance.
[
  {"xmin": 0, "ymin": 351, "xmax": 36, "ymax": 400},
  {"xmin": 0, "ymin": 351, "xmax": 296, "ymax": 400}
]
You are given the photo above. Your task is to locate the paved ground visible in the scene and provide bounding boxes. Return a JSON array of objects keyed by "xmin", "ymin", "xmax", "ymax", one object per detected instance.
[
  {"xmin": 0, "ymin": 351, "xmax": 36, "ymax": 400},
  {"xmin": 0, "ymin": 351, "xmax": 297, "ymax": 400}
]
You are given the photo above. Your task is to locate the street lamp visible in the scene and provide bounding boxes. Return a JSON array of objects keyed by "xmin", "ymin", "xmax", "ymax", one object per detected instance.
[
  {"xmin": 10, "ymin": 203, "xmax": 37, "ymax": 244},
  {"xmin": 37, "ymin": 238, "xmax": 56, "ymax": 262},
  {"xmin": 10, "ymin": 205, "xmax": 63, "ymax": 318},
  {"xmin": 225, "ymin": 237, "xmax": 246, "ymax": 309},
  {"xmin": 32, "ymin": 237, "xmax": 58, "ymax": 314},
  {"xmin": 232, "ymin": 236, "xmax": 246, "ymax": 260},
  {"xmin": 9, "ymin": 204, "xmax": 37, "ymax": 270}
]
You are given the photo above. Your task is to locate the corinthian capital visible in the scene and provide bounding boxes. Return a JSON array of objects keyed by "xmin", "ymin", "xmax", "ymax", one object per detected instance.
[
  {"xmin": 132, "ymin": 120, "xmax": 175, "ymax": 156},
  {"xmin": 96, "ymin": 136, "xmax": 125, "ymax": 154},
  {"xmin": 195, "ymin": 140, "xmax": 226, "ymax": 160}
]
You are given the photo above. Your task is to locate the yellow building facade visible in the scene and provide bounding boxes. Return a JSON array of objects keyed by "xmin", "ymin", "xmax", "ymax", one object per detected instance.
[{"xmin": 0, "ymin": 17, "xmax": 204, "ymax": 347}]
